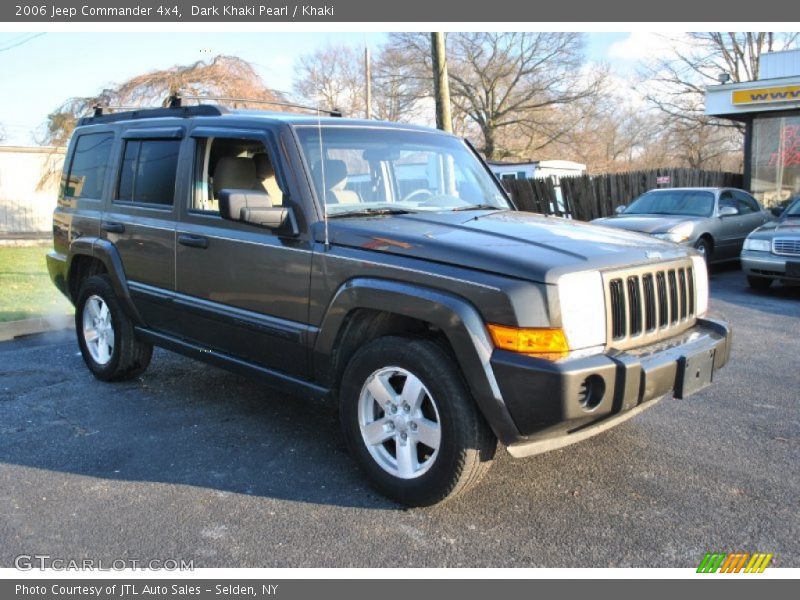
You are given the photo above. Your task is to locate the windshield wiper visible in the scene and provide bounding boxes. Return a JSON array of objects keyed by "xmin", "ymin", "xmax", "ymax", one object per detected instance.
[
  {"xmin": 450, "ymin": 204, "xmax": 502, "ymax": 212},
  {"xmin": 328, "ymin": 207, "xmax": 415, "ymax": 219}
]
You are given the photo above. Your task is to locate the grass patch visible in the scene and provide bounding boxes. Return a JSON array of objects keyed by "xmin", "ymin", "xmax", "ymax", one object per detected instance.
[{"xmin": 0, "ymin": 246, "xmax": 73, "ymax": 323}]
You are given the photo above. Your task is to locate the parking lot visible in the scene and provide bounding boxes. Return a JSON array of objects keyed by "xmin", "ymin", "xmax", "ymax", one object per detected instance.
[{"xmin": 1, "ymin": 266, "xmax": 798, "ymax": 568}]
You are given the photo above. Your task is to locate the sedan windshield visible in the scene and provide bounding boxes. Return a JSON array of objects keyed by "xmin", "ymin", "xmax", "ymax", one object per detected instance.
[
  {"xmin": 295, "ymin": 126, "xmax": 511, "ymax": 216},
  {"xmin": 624, "ymin": 190, "xmax": 715, "ymax": 217},
  {"xmin": 784, "ymin": 198, "xmax": 800, "ymax": 217}
]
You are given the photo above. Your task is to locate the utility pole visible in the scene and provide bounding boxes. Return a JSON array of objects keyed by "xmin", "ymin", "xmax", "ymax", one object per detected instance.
[
  {"xmin": 431, "ymin": 32, "xmax": 452, "ymax": 133},
  {"xmin": 365, "ymin": 44, "xmax": 372, "ymax": 119}
]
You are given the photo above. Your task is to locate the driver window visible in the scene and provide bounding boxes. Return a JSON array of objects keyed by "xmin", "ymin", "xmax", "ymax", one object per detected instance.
[{"xmin": 192, "ymin": 137, "xmax": 285, "ymax": 214}]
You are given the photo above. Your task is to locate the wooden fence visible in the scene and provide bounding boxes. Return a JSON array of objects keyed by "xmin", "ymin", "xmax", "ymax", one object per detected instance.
[{"xmin": 501, "ymin": 168, "xmax": 744, "ymax": 221}]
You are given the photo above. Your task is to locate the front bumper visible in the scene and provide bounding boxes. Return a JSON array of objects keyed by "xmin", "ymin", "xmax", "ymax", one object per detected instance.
[
  {"xmin": 491, "ymin": 317, "xmax": 731, "ymax": 458},
  {"xmin": 741, "ymin": 250, "xmax": 800, "ymax": 281}
]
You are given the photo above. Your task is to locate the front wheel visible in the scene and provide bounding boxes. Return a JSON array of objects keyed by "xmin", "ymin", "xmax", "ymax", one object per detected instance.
[
  {"xmin": 75, "ymin": 274, "xmax": 153, "ymax": 381},
  {"xmin": 340, "ymin": 336, "xmax": 497, "ymax": 506},
  {"xmin": 694, "ymin": 237, "xmax": 712, "ymax": 263}
]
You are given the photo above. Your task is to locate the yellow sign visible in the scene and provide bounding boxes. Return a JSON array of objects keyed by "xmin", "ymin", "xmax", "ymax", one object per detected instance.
[{"xmin": 733, "ymin": 85, "xmax": 800, "ymax": 105}]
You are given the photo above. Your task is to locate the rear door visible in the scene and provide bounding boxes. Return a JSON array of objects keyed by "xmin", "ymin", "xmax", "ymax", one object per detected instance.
[
  {"xmin": 733, "ymin": 190, "xmax": 769, "ymax": 248},
  {"xmin": 172, "ymin": 126, "xmax": 313, "ymax": 379},
  {"xmin": 716, "ymin": 190, "xmax": 746, "ymax": 259},
  {"xmin": 101, "ymin": 128, "xmax": 183, "ymax": 331}
]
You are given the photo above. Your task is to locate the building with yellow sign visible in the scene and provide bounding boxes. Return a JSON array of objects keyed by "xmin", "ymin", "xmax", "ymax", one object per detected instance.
[{"xmin": 706, "ymin": 49, "xmax": 800, "ymax": 207}]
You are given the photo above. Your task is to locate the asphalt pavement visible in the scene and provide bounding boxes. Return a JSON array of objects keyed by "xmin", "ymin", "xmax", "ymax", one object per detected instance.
[{"xmin": 1, "ymin": 266, "xmax": 798, "ymax": 567}]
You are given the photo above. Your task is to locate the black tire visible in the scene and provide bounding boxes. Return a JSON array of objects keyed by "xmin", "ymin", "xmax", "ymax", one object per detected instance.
[
  {"xmin": 340, "ymin": 336, "xmax": 497, "ymax": 506},
  {"xmin": 747, "ymin": 275, "xmax": 773, "ymax": 290},
  {"xmin": 694, "ymin": 237, "xmax": 712, "ymax": 263},
  {"xmin": 75, "ymin": 274, "xmax": 153, "ymax": 381}
]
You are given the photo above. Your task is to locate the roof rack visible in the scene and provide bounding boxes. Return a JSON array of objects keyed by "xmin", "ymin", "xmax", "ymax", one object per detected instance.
[
  {"xmin": 77, "ymin": 93, "xmax": 343, "ymax": 126},
  {"xmin": 172, "ymin": 94, "xmax": 343, "ymax": 117},
  {"xmin": 78, "ymin": 103, "xmax": 227, "ymax": 126}
]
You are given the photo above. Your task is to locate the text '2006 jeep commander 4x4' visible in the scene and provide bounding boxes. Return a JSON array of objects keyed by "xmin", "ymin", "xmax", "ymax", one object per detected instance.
[{"xmin": 48, "ymin": 101, "xmax": 731, "ymax": 506}]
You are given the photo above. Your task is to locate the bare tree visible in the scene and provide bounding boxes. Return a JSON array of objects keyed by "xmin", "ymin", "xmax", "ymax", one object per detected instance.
[
  {"xmin": 390, "ymin": 32, "xmax": 604, "ymax": 159},
  {"xmin": 371, "ymin": 45, "xmax": 427, "ymax": 122},
  {"xmin": 42, "ymin": 55, "xmax": 285, "ymax": 146},
  {"xmin": 293, "ymin": 43, "xmax": 366, "ymax": 116},
  {"xmin": 640, "ymin": 32, "xmax": 799, "ymax": 169}
]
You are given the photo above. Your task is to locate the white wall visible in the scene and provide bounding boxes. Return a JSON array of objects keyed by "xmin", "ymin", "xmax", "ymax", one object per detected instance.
[{"xmin": 0, "ymin": 147, "xmax": 65, "ymax": 234}]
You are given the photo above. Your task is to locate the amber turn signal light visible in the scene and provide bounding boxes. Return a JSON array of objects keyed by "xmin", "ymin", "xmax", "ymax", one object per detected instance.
[{"xmin": 487, "ymin": 324, "xmax": 570, "ymax": 356}]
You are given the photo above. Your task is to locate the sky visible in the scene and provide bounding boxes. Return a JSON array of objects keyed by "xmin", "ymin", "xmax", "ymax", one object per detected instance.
[{"xmin": 0, "ymin": 31, "xmax": 637, "ymax": 146}]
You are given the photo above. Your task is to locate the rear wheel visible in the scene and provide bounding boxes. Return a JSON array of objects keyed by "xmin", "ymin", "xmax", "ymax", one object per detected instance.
[
  {"xmin": 75, "ymin": 275, "xmax": 152, "ymax": 381},
  {"xmin": 747, "ymin": 275, "xmax": 773, "ymax": 290},
  {"xmin": 340, "ymin": 336, "xmax": 497, "ymax": 506}
]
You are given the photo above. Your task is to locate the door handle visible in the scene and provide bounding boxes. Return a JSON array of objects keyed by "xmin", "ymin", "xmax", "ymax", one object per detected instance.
[
  {"xmin": 101, "ymin": 221, "xmax": 125, "ymax": 233},
  {"xmin": 178, "ymin": 234, "xmax": 209, "ymax": 249}
]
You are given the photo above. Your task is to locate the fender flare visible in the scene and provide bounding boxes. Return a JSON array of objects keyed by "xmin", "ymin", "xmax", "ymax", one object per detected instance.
[
  {"xmin": 313, "ymin": 277, "xmax": 520, "ymax": 443},
  {"xmin": 67, "ymin": 237, "xmax": 144, "ymax": 325}
]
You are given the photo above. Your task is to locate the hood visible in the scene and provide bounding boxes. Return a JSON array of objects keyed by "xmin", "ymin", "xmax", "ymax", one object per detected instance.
[
  {"xmin": 323, "ymin": 210, "xmax": 690, "ymax": 284},
  {"xmin": 591, "ymin": 213, "xmax": 706, "ymax": 234},
  {"xmin": 750, "ymin": 218, "xmax": 800, "ymax": 236}
]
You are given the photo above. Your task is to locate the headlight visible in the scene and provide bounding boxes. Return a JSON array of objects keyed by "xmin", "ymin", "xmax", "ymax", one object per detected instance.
[
  {"xmin": 743, "ymin": 237, "xmax": 771, "ymax": 252},
  {"xmin": 690, "ymin": 255, "xmax": 709, "ymax": 316},
  {"xmin": 654, "ymin": 222, "xmax": 693, "ymax": 243},
  {"xmin": 557, "ymin": 271, "xmax": 606, "ymax": 350}
]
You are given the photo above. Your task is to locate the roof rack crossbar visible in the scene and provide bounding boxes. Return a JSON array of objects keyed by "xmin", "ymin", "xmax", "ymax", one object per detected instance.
[{"xmin": 172, "ymin": 94, "xmax": 343, "ymax": 117}]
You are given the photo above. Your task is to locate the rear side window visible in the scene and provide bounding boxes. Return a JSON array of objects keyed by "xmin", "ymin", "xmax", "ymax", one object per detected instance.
[
  {"xmin": 64, "ymin": 132, "xmax": 114, "ymax": 199},
  {"xmin": 117, "ymin": 139, "xmax": 180, "ymax": 206},
  {"xmin": 734, "ymin": 191, "xmax": 760, "ymax": 214}
]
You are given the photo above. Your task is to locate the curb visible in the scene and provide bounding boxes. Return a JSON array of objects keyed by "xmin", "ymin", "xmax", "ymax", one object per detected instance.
[{"xmin": 0, "ymin": 315, "xmax": 74, "ymax": 342}]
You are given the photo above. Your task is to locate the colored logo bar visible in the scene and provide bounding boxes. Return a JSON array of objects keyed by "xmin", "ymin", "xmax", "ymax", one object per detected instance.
[{"xmin": 697, "ymin": 552, "xmax": 773, "ymax": 573}]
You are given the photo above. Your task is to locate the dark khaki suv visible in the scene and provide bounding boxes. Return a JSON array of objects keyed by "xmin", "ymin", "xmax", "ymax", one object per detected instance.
[{"xmin": 48, "ymin": 102, "xmax": 731, "ymax": 506}]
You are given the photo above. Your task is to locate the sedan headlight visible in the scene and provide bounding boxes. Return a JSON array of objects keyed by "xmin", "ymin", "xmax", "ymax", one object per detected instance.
[
  {"xmin": 653, "ymin": 222, "xmax": 694, "ymax": 243},
  {"xmin": 743, "ymin": 237, "xmax": 771, "ymax": 252},
  {"xmin": 690, "ymin": 255, "xmax": 709, "ymax": 317}
]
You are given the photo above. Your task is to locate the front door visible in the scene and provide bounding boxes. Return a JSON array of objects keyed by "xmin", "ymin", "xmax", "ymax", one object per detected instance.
[{"xmin": 173, "ymin": 129, "xmax": 313, "ymax": 379}]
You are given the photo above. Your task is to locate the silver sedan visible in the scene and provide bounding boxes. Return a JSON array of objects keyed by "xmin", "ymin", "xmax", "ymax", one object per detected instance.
[
  {"xmin": 592, "ymin": 187, "xmax": 770, "ymax": 263},
  {"xmin": 741, "ymin": 197, "xmax": 800, "ymax": 289}
]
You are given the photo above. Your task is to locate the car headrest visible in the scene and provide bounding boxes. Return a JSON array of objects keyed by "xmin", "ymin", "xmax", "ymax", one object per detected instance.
[
  {"xmin": 253, "ymin": 153, "xmax": 275, "ymax": 180},
  {"xmin": 312, "ymin": 159, "xmax": 349, "ymax": 192},
  {"xmin": 213, "ymin": 157, "xmax": 258, "ymax": 195}
]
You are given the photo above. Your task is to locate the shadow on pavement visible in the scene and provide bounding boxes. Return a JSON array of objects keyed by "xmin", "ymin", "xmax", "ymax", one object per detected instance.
[{"xmin": 0, "ymin": 333, "xmax": 403, "ymax": 511}]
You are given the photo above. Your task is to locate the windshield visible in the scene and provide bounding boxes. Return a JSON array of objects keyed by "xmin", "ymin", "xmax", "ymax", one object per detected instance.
[
  {"xmin": 784, "ymin": 198, "xmax": 800, "ymax": 217},
  {"xmin": 295, "ymin": 126, "xmax": 511, "ymax": 216},
  {"xmin": 624, "ymin": 190, "xmax": 715, "ymax": 217}
]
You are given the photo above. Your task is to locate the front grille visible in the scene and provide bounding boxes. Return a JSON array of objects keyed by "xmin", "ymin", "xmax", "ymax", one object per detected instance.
[
  {"xmin": 773, "ymin": 238, "xmax": 800, "ymax": 257},
  {"xmin": 605, "ymin": 261, "xmax": 697, "ymax": 349}
]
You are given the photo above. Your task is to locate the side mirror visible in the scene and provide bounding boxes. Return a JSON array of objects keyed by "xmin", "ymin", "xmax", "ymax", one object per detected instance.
[
  {"xmin": 718, "ymin": 206, "xmax": 738, "ymax": 217},
  {"xmin": 218, "ymin": 189, "xmax": 298, "ymax": 235},
  {"xmin": 614, "ymin": 205, "xmax": 627, "ymax": 215}
]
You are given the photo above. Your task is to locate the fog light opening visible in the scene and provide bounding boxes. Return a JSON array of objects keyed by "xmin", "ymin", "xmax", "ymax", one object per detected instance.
[{"xmin": 578, "ymin": 375, "xmax": 606, "ymax": 412}]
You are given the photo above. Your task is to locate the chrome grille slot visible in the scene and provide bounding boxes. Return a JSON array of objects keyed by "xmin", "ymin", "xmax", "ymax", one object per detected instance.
[
  {"xmin": 642, "ymin": 274, "xmax": 656, "ymax": 332},
  {"xmin": 668, "ymin": 270, "xmax": 678, "ymax": 324},
  {"xmin": 773, "ymin": 238, "xmax": 800, "ymax": 256},
  {"xmin": 609, "ymin": 279, "xmax": 626, "ymax": 340},
  {"xmin": 604, "ymin": 260, "xmax": 697, "ymax": 350},
  {"xmin": 656, "ymin": 272, "xmax": 668, "ymax": 327},
  {"xmin": 627, "ymin": 276, "xmax": 642, "ymax": 336},
  {"xmin": 678, "ymin": 269, "xmax": 688, "ymax": 320}
]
